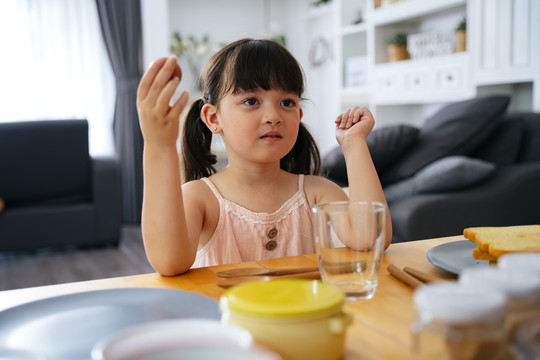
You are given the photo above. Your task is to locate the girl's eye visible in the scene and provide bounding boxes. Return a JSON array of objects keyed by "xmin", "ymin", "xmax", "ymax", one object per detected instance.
[
  {"xmin": 281, "ymin": 99, "xmax": 297, "ymax": 107},
  {"xmin": 243, "ymin": 98, "xmax": 258, "ymax": 106}
]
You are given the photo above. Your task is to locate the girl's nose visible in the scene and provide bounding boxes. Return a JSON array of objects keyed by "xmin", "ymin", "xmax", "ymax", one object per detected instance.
[
  {"xmin": 264, "ymin": 107, "xmax": 282, "ymax": 125},
  {"xmin": 265, "ymin": 118, "xmax": 281, "ymax": 125}
]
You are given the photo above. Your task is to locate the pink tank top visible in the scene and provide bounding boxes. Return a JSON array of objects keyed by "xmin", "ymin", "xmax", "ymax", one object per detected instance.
[{"xmin": 192, "ymin": 174, "xmax": 315, "ymax": 268}]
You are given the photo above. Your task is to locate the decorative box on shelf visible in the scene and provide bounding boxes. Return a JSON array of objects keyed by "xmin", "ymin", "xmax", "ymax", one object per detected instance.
[
  {"xmin": 345, "ymin": 56, "xmax": 369, "ymax": 88},
  {"xmin": 407, "ymin": 32, "xmax": 453, "ymax": 60}
]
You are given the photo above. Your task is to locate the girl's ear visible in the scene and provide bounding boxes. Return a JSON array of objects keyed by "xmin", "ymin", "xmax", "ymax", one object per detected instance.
[
  {"xmin": 299, "ymin": 107, "xmax": 303, "ymax": 121},
  {"xmin": 201, "ymin": 103, "xmax": 221, "ymax": 133}
]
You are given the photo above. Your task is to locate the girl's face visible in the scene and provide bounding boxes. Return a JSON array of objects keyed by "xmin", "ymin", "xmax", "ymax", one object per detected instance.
[{"xmin": 212, "ymin": 88, "xmax": 303, "ymax": 166}]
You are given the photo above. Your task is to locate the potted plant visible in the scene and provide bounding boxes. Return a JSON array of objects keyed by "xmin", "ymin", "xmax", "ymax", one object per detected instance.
[
  {"xmin": 386, "ymin": 32, "xmax": 409, "ymax": 62},
  {"xmin": 170, "ymin": 32, "xmax": 223, "ymax": 90},
  {"xmin": 455, "ymin": 17, "xmax": 466, "ymax": 52},
  {"xmin": 311, "ymin": 0, "xmax": 332, "ymax": 7}
]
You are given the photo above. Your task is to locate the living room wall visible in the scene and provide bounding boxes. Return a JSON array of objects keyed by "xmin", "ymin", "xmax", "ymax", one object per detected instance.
[{"xmin": 141, "ymin": 0, "xmax": 340, "ymax": 157}]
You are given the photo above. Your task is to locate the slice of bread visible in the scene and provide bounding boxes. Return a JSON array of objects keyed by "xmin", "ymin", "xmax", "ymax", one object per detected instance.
[
  {"xmin": 471, "ymin": 247, "xmax": 497, "ymax": 262},
  {"xmin": 464, "ymin": 225, "xmax": 540, "ymax": 260}
]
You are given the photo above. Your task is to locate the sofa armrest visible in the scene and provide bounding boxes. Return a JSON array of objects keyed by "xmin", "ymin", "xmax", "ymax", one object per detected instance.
[
  {"xmin": 389, "ymin": 163, "xmax": 540, "ymax": 242},
  {"xmin": 92, "ymin": 156, "xmax": 122, "ymax": 244}
]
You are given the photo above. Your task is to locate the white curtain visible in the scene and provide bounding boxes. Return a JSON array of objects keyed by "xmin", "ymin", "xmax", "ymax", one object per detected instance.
[{"xmin": 0, "ymin": 0, "xmax": 115, "ymax": 156}]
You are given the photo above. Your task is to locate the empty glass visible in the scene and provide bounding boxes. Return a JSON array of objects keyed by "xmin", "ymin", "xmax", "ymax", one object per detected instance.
[{"xmin": 312, "ymin": 201, "xmax": 386, "ymax": 301}]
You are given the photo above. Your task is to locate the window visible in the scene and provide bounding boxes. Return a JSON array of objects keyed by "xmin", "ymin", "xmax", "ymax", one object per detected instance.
[{"xmin": 0, "ymin": 0, "xmax": 115, "ymax": 156}]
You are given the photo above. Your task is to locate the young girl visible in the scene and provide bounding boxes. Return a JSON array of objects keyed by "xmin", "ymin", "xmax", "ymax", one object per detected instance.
[{"xmin": 137, "ymin": 39, "xmax": 391, "ymax": 276}]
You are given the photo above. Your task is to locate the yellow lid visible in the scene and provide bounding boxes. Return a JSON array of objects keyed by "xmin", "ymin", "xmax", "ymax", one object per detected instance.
[{"xmin": 220, "ymin": 279, "xmax": 344, "ymax": 316}]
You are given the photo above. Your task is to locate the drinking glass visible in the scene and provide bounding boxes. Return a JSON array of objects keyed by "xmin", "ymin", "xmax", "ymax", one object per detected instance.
[{"xmin": 312, "ymin": 201, "xmax": 386, "ymax": 301}]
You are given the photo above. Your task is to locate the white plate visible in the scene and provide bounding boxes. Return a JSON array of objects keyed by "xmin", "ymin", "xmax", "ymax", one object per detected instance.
[
  {"xmin": 92, "ymin": 319, "xmax": 280, "ymax": 360},
  {"xmin": 426, "ymin": 240, "xmax": 490, "ymax": 275},
  {"xmin": 0, "ymin": 288, "xmax": 220, "ymax": 360}
]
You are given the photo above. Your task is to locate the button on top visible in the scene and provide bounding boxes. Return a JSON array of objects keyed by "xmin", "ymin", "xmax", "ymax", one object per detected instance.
[{"xmin": 267, "ymin": 228, "xmax": 278, "ymax": 239}]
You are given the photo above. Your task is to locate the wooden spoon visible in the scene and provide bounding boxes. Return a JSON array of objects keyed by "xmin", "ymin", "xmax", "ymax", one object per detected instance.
[
  {"xmin": 217, "ymin": 266, "xmax": 319, "ymax": 278},
  {"xmin": 216, "ymin": 271, "xmax": 321, "ymax": 288}
]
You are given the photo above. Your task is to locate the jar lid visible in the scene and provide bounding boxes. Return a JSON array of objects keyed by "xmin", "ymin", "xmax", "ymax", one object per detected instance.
[
  {"xmin": 459, "ymin": 267, "xmax": 540, "ymax": 301},
  {"xmin": 414, "ymin": 282, "xmax": 507, "ymax": 324},
  {"xmin": 498, "ymin": 253, "xmax": 540, "ymax": 275},
  {"xmin": 220, "ymin": 279, "xmax": 344, "ymax": 316}
]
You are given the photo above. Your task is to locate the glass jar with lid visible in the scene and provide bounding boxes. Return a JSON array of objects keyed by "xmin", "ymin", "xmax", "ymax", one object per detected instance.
[
  {"xmin": 412, "ymin": 282, "xmax": 508, "ymax": 360},
  {"xmin": 460, "ymin": 264, "xmax": 540, "ymax": 358},
  {"xmin": 459, "ymin": 266, "xmax": 540, "ymax": 339},
  {"xmin": 220, "ymin": 279, "xmax": 350, "ymax": 360},
  {"xmin": 498, "ymin": 253, "xmax": 540, "ymax": 275}
]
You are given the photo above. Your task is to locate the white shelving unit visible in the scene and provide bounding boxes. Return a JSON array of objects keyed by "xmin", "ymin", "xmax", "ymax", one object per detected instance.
[
  {"xmin": 308, "ymin": 0, "xmax": 540, "ymax": 134},
  {"xmin": 470, "ymin": 0, "xmax": 540, "ymax": 112},
  {"xmin": 370, "ymin": 0, "xmax": 466, "ymax": 25},
  {"xmin": 370, "ymin": 0, "xmax": 469, "ymax": 126},
  {"xmin": 300, "ymin": 0, "xmax": 341, "ymax": 155},
  {"xmin": 336, "ymin": 0, "xmax": 370, "ymax": 108}
]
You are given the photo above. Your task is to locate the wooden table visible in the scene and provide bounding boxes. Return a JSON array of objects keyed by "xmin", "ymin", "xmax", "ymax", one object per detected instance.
[{"xmin": 0, "ymin": 235, "xmax": 465, "ymax": 359}]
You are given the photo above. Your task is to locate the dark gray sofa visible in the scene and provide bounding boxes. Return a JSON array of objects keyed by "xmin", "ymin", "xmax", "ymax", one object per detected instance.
[
  {"xmin": 0, "ymin": 120, "xmax": 122, "ymax": 252},
  {"xmin": 322, "ymin": 96, "xmax": 540, "ymax": 243}
]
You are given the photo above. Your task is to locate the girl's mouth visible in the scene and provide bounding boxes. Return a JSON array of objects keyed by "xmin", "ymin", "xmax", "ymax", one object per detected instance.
[{"xmin": 261, "ymin": 131, "xmax": 282, "ymax": 139}]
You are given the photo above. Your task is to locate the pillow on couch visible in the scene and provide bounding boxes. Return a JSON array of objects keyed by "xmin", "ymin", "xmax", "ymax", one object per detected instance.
[
  {"xmin": 381, "ymin": 95, "xmax": 510, "ymax": 186},
  {"xmin": 471, "ymin": 118, "xmax": 523, "ymax": 166},
  {"xmin": 322, "ymin": 146, "xmax": 348, "ymax": 187},
  {"xmin": 384, "ymin": 156, "xmax": 496, "ymax": 203},
  {"xmin": 367, "ymin": 124, "xmax": 419, "ymax": 175},
  {"xmin": 322, "ymin": 124, "xmax": 419, "ymax": 186},
  {"xmin": 0, "ymin": 120, "xmax": 92, "ymax": 206}
]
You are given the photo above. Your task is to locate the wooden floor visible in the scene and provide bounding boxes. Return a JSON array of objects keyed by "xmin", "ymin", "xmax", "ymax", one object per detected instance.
[{"xmin": 0, "ymin": 225, "xmax": 154, "ymax": 291}]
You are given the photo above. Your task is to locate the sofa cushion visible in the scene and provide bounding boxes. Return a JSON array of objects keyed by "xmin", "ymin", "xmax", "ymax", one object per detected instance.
[
  {"xmin": 322, "ymin": 147, "xmax": 348, "ymax": 187},
  {"xmin": 511, "ymin": 112, "xmax": 540, "ymax": 163},
  {"xmin": 367, "ymin": 124, "xmax": 419, "ymax": 175},
  {"xmin": 381, "ymin": 96, "xmax": 510, "ymax": 185},
  {"xmin": 0, "ymin": 203, "xmax": 95, "ymax": 251},
  {"xmin": 471, "ymin": 118, "xmax": 523, "ymax": 166},
  {"xmin": 0, "ymin": 120, "xmax": 91, "ymax": 205},
  {"xmin": 384, "ymin": 156, "xmax": 496, "ymax": 203},
  {"xmin": 322, "ymin": 124, "xmax": 419, "ymax": 186}
]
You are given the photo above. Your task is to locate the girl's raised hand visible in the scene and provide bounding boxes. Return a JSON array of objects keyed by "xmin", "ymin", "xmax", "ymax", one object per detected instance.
[
  {"xmin": 136, "ymin": 56, "xmax": 189, "ymax": 147},
  {"xmin": 334, "ymin": 106, "xmax": 375, "ymax": 146}
]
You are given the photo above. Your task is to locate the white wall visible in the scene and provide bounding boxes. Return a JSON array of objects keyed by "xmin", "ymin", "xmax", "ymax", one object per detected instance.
[
  {"xmin": 299, "ymin": 4, "xmax": 340, "ymax": 156},
  {"xmin": 141, "ymin": 0, "xmax": 170, "ymax": 69},
  {"xmin": 140, "ymin": 0, "xmax": 339, "ymax": 156},
  {"xmin": 169, "ymin": 0, "xmax": 269, "ymax": 92}
]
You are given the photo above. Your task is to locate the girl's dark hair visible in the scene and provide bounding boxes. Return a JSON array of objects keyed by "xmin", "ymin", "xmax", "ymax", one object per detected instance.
[{"xmin": 181, "ymin": 38, "xmax": 321, "ymax": 182}]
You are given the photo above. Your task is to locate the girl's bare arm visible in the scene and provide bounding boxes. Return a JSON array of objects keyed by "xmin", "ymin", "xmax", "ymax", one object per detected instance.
[
  {"xmin": 335, "ymin": 107, "xmax": 392, "ymax": 249},
  {"xmin": 137, "ymin": 56, "xmax": 199, "ymax": 275}
]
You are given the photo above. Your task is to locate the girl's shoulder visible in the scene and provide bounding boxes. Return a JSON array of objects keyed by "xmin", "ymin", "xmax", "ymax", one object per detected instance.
[
  {"xmin": 182, "ymin": 178, "xmax": 217, "ymax": 205},
  {"xmin": 303, "ymin": 174, "xmax": 348, "ymax": 206},
  {"xmin": 303, "ymin": 174, "xmax": 342, "ymax": 189},
  {"xmin": 182, "ymin": 178, "xmax": 211, "ymax": 193}
]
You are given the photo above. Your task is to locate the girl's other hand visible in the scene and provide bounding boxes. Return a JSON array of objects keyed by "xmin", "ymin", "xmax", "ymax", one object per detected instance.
[
  {"xmin": 136, "ymin": 56, "xmax": 189, "ymax": 147},
  {"xmin": 334, "ymin": 106, "xmax": 375, "ymax": 146}
]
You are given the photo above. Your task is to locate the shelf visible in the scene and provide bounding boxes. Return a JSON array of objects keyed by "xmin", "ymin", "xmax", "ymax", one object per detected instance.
[
  {"xmin": 375, "ymin": 51, "xmax": 467, "ymax": 69},
  {"xmin": 371, "ymin": 0, "xmax": 466, "ymax": 26},
  {"xmin": 304, "ymin": 3, "xmax": 335, "ymax": 20},
  {"xmin": 340, "ymin": 23, "xmax": 368, "ymax": 36},
  {"xmin": 340, "ymin": 87, "xmax": 370, "ymax": 105}
]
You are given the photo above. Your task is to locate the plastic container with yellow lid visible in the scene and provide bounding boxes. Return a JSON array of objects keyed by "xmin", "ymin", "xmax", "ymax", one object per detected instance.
[{"xmin": 220, "ymin": 279, "xmax": 350, "ymax": 360}]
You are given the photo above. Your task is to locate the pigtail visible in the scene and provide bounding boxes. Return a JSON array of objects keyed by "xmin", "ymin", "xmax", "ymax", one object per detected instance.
[
  {"xmin": 181, "ymin": 98, "xmax": 217, "ymax": 182},
  {"xmin": 281, "ymin": 123, "xmax": 321, "ymax": 175}
]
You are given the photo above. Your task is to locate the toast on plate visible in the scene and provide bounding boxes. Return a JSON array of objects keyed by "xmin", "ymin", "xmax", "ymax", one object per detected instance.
[{"xmin": 463, "ymin": 225, "xmax": 540, "ymax": 261}]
